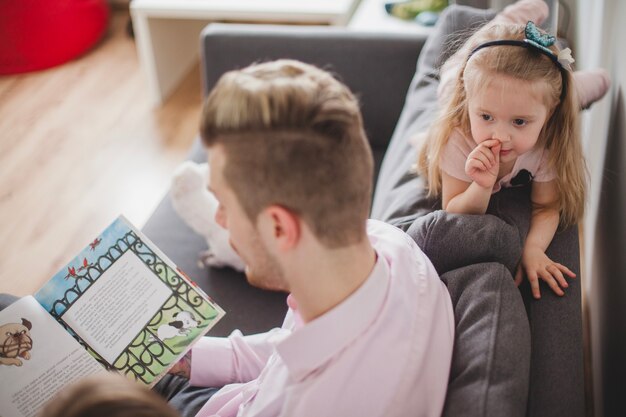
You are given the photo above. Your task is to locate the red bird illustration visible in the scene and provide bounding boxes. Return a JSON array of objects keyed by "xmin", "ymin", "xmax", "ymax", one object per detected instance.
[
  {"xmin": 78, "ymin": 258, "xmax": 90, "ymax": 272},
  {"xmin": 64, "ymin": 266, "xmax": 77, "ymax": 280},
  {"xmin": 89, "ymin": 238, "xmax": 102, "ymax": 251}
]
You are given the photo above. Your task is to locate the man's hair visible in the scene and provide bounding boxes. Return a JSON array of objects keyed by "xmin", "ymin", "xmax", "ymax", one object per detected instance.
[{"xmin": 201, "ymin": 60, "xmax": 373, "ymax": 247}]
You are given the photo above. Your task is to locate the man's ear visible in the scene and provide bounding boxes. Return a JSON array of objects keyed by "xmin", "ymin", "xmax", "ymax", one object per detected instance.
[{"xmin": 262, "ymin": 205, "xmax": 300, "ymax": 251}]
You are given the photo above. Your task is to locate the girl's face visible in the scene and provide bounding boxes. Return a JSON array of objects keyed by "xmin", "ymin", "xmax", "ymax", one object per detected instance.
[{"xmin": 466, "ymin": 73, "xmax": 552, "ymax": 164}]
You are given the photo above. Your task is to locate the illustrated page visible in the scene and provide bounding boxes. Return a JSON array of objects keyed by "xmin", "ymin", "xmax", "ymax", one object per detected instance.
[
  {"xmin": 0, "ymin": 296, "xmax": 106, "ymax": 417},
  {"xmin": 35, "ymin": 215, "xmax": 225, "ymax": 386}
]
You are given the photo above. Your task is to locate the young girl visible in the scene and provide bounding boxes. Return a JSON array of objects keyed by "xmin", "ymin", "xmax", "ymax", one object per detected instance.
[{"xmin": 417, "ymin": 9, "xmax": 608, "ymax": 299}]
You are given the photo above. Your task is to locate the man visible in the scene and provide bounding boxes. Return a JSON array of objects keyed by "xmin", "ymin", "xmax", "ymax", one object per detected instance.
[{"xmin": 158, "ymin": 59, "xmax": 454, "ymax": 417}]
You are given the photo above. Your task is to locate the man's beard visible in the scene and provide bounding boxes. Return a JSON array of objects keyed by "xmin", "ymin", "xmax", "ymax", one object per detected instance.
[{"xmin": 231, "ymin": 235, "xmax": 287, "ymax": 292}]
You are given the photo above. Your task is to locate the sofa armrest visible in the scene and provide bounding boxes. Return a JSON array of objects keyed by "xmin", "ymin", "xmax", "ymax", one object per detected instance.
[{"xmin": 200, "ymin": 24, "xmax": 427, "ymax": 176}]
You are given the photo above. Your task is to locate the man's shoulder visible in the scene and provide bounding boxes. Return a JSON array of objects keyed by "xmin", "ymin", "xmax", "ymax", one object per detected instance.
[
  {"xmin": 366, "ymin": 218, "xmax": 412, "ymax": 240},
  {"xmin": 367, "ymin": 219, "xmax": 425, "ymax": 257},
  {"xmin": 366, "ymin": 219, "xmax": 441, "ymax": 291}
]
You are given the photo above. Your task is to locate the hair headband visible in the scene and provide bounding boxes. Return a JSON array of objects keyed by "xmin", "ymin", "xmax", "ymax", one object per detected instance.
[{"xmin": 467, "ymin": 21, "xmax": 574, "ymax": 101}]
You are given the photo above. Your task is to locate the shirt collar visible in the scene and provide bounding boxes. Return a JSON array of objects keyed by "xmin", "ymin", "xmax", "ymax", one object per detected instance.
[{"xmin": 275, "ymin": 253, "xmax": 390, "ymax": 382}]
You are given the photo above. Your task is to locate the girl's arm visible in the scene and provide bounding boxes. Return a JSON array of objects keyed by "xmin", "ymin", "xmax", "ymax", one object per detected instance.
[
  {"xmin": 442, "ymin": 172, "xmax": 492, "ymax": 214},
  {"xmin": 515, "ymin": 180, "xmax": 576, "ymax": 299}
]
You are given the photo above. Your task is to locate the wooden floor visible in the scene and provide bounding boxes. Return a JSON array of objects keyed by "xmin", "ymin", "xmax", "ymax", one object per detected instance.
[{"xmin": 0, "ymin": 9, "xmax": 202, "ymax": 296}]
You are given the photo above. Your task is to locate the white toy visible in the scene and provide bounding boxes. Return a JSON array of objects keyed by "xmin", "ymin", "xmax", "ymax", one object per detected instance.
[{"xmin": 170, "ymin": 161, "xmax": 245, "ymax": 271}]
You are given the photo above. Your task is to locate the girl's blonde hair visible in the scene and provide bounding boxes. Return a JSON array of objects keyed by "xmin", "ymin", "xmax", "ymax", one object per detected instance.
[{"xmin": 417, "ymin": 23, "xmax": 586, "ymax": 225}]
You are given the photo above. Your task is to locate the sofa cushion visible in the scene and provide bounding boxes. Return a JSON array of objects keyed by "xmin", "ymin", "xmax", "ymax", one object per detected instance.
[
  {"xmin": 408, "ymin": 209, "xmax": 529, "ymax": 417},
  {"xmin": 440, "ymin": 263, "xmax": 530, "ymax": 417},
  {"xmin": 408, "ymin": 210, "xmax": 521, "ymax": 276}
]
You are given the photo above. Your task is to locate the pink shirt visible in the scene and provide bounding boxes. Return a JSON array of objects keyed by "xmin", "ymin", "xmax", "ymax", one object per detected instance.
[
  {"xmin": 441, "ymin": 128, "xmax": 556, "ymax": 192},
  {"xmin": 189, "ymin": 220, "xmax": 454, "ymax": 417}
]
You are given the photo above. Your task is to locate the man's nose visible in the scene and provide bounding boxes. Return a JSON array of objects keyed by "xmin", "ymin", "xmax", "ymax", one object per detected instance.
[{"xmin": 215, "ymin": 208, "xmax": 227, "ymax": 229}]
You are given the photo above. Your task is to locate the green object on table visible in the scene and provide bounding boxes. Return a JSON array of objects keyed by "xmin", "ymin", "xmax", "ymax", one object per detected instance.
[
  {"xmin": 415, "ymin": 10, "xmax": 440, "ymax": 26},
  {"xmin": 385, "ymin": 0, "xmax": 448, "ymax": 21}
]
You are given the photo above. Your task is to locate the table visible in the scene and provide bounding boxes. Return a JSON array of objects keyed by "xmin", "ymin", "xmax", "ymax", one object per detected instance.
[
  {"xmin": 348, "ymin": 0, "xmax": 436, "ymax": 35},
  {"xmin": 130, "ymin": 0, "xmax": 361, "ymax": 105}
]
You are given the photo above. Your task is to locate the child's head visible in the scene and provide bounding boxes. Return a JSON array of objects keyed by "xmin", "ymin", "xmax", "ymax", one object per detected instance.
[
  {"xmin": 420, "ymin": 22, "xmax": 585, "ymax": 224},
  {"xmin": 40, "ymin": 373, "xmax": 180, "ymax": 417},
  {"xmin": 454, "ymin": 23, "xmax": 572, "ymax": 148},
  {"xmin": 465, "ymin": 69, "xmax": 552, "ymax": 166}
]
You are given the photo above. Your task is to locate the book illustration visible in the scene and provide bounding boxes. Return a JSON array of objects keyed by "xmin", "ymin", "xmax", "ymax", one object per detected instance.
[
  {"xmin": 89, "ymin": 237, "xmax": 102, "ymax": 251},
  {"xmin": 64, "ymin": 266, "xmax": 76, "ymax": 280},
  {"xmin": 34, "ymin": 216, "xmax": 224, "ymax": 386},
  {"xmin": 152, "ymin": 311, "xmax": 199, "ymax": 342},
  {"xmin": 111, "ymin": 295, "xmax": 219, "ymax": 384},
  {"xmin": 0, "ymin": 319, "xmax": 33, "ymax": 367},
  {"xmin": 0, "ymin": 297, "xmax": 107, "ymax": 417},
  {"xmin": 64, "ymin": 258, "xmax": 94, "ymax": 280}
]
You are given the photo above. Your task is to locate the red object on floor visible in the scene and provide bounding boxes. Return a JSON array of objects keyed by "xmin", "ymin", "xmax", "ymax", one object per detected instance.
[{"xmin": 0, "ymin": 0, "xmax": 110, "ymax": 75}]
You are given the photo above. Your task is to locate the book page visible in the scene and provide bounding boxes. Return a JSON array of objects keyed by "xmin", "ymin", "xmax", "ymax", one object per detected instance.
[
  {"xmin": 34, "ymin": 215, "xmax": 225, "ymax": 386},
  {"xmin": 0, "ymin": 296, "xmax": 106, "ymax": 417},
  {"xmin": 61, "ymin": 250, "xmax": 172, "ymax": 364}
]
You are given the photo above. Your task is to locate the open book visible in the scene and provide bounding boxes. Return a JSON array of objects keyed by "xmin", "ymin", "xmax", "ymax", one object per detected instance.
[{"xmin": 0, "ymin": 216, "xmax": 225, "ymax": 417}]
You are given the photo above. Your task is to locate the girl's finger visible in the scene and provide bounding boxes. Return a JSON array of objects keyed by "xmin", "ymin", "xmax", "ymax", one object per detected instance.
[
  {"xmin": 482, "ymin": 139, "xmax": 501, "ymax": 148},
  {"xmin": 528, "ymin": 272, "xmax": 541, "ymax": 299},
  {"xmin": 469, "ymin": 148, "xmax": 493, "ymax": 166},
  {"xmin": 555, "ymin": 262, "xmax": 576, "ymax": 278},
  {"xmin": 468, "ymin": 158, "xmax": 488, "ymax": 172},
  {"xmin": 476, "ymin": 145, "xmax": 496, "ymax": 164},
  {"xmin": 473, "ymin": 152, "xmax": 491, "ymax": 168},
  {"xmin": 547, "ymin": 265, "xmax": 568, "ymax": 289},
  {"xmin": 479, "ymin": 147, "xmax": 498, "ymax": 167},
  {"xmin": 492, "ymin": 143, "xmax": 501, "ymax": 164},
  {"xmin": 539, "ymin": 269, "xmax": 565, "ymax": 296}
]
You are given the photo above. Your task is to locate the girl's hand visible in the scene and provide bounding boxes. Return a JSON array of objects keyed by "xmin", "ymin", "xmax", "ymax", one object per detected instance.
[
  {"xmin": 465, "ymin": 139, "xmax": 501, "ymax": 189},
  {"xmin": 515, "ymin": 245, "xmax": 576, "ymax": 299}
]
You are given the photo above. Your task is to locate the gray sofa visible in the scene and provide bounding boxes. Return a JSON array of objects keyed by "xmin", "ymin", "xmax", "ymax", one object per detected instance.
[{"xmin": 142, "ymin": 6, "xmax": 584, "ymax": 417}]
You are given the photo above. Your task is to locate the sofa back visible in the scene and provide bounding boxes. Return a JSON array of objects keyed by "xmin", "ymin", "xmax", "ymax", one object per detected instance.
[{"xmin": 200, "ymin": 24, "xmax": 424, "ymax": 181}]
